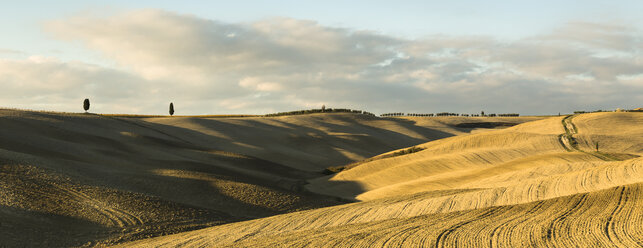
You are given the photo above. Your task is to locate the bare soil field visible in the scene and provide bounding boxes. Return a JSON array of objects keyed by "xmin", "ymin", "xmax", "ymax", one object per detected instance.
[
  {"xmin": 3, "ymin": 109, "xmax": 640, "ymax": 247},
  {"xmin": 118, "ymin": 112, "xmax": 642, "ymax": 247},
  {"xmin": 0, "ymin": 109, "xmax": 533, "ymax": 247}
]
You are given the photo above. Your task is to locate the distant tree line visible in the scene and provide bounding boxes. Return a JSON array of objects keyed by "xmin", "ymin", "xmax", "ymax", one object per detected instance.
[
  {"xmin": 573, "ymin": 110, "xmax": 605, "ymax": 114},
  {"xmin": 264, "ymin": 108, "xmax": 376, "ymax": 117},
  {"xmin": 435, "ymin": 112, "xmax": 460, "ymax": 116},
  {"xmin": 381, "ymin": 112, "xmax": 520, "ymax": 117},
  {"xmin": 381, "ymin": 112, "xmax": 405, "ymax": 117},
  {"xmin": 574, "ymin": 108, "xmax": 642, "ymax": 113}
]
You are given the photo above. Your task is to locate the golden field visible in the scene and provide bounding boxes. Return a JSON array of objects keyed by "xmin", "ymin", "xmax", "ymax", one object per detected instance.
[{"xmin": 0, "ymin": 109, "xmax": 640, "ymax": 247}]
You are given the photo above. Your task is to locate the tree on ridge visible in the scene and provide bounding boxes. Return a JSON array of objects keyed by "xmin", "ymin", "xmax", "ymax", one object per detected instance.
[{"xmin": 83, "ymin": 98, "xmax": 90, "ymax": 113}]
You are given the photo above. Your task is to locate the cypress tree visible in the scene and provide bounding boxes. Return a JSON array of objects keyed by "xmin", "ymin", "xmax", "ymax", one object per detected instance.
[
  {"xmin": 83, "ymin": 98, "xmax": 90, "ymax": 112},
  {"xmin": 169, "ymin": 102, "xmax": 175, "ymax": 116}
]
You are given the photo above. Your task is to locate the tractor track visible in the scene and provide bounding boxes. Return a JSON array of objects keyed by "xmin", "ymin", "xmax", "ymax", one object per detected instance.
[{"xmin": 559, "ymin": 115, "xmax": 621, "ymax": 161}]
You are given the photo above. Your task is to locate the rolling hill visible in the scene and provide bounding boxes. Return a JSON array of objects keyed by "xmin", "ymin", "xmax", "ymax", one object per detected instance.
[
  {"xmin": 118, "ymin": 112, "xmax": 642, "ymax": 247},
  {"xmin": 0, "ymin": 109, "xmax": 538, "ymax": 247}
]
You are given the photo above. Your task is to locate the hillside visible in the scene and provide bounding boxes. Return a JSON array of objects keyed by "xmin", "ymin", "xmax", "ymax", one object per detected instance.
[
  {"xmin": 0, "ymin": 109, "xmax": 536, "ymax": 247},
  {"xmin": 120, "ymin": 112, "xmax": 643, "ymax": 247}
]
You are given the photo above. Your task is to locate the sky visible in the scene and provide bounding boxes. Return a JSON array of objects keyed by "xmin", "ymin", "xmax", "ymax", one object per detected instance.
[{"xmin": 1, "ymin": 1, "xmax": 642, "ymax": 115}]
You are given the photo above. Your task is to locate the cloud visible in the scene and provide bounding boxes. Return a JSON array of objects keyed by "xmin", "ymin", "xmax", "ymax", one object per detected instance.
[
  {"xmin": 0, "ymin": 57, "xmax": 154, "ymax": 113},
  {"xmin": 0, "ymin": 49, "xmax": 25, "ymax": 55},
  {"xmin": 2, "ymin": 9, "xmax": 641, "ymax": 115},
  {"xmin": 238, "ymin": 77, "xmax": 283, "ymax": 92},
  {"xmin": 541, "ymin": 22, "xmax": 640, "ymax": 52}
]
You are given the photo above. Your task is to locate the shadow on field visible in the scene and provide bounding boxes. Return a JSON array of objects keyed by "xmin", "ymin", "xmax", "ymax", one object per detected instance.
[
  {"xmin": 0, "ymin": 109, "xmax": 459, "ymax": 246},
  {"xmin": 0, "ymin": 205, "xmax": 111, "ymax": 247}
]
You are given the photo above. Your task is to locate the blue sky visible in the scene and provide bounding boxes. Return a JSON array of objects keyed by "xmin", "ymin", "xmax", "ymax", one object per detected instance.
[{"xmin": 1, "ymin": 1, "xmax": 642, "ymax": 114}]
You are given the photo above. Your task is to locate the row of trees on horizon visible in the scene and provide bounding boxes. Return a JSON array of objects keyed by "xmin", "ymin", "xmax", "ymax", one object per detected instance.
[
  {"xmin": 264, "ymin": 107, "xmax": 376, "ymax": 117},
  {"xmin": 381, "ymin": 111, "xmax": 520, "ymax": 117}
]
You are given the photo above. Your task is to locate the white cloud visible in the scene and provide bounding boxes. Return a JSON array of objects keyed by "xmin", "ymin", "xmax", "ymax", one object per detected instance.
[
  {"xmin": 0, "ymin": 57, "xmax": 153, "ymax": 112},
  {"xmin": 238, "ymin": 77, "xmax": 283, "ymax": 92},
  {"xmin": 1, "ymin": 9, "xmax": 641, "ymax": 115}
]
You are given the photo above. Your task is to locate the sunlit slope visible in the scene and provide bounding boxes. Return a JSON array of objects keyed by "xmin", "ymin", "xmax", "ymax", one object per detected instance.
[
  {"xmin": 307, "ymin": 113, "xmax": 641, "ymax": 201},
  {"xmin": 121, "ymin": 112, "xmax": 642, "ymax": 247},
  {"xmin": 230, "ymin": 183, "xmax": 643, "ymax": 248},
  {"xmin": 572, "ymin": 112, "xmax": 643, "ymax": 155},
  {"xmin": 306, "ymin": 116, "xmax": 570, "ymax": 200},
  {"xmin": 121, "ymin": 157, "xmax": 643, "ymax": 247}
]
